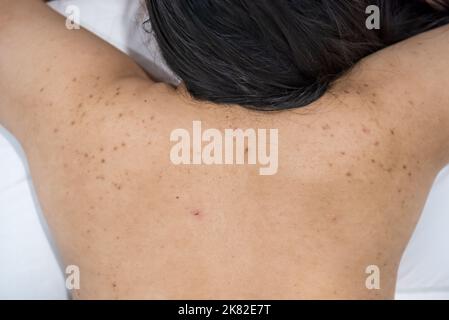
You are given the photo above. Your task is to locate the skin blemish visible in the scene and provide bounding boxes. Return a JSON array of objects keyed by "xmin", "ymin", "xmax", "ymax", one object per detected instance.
[
  {"xmin": 150, "ymin": 115, "xmax": 155, "ymax": 121},
  {"xmin": 53, "ymin": 128, "xmax": 59, "ymax": 134},
  {"xmin": 390, "ymin": 129, "xmax": 395, "ymax": 136},
  {"xmin": 101, "ymin": 159, "xmax": 106, "ymax": 164},
  {"xmin": 340, "ymin": 151, "xmax": 346, "ymax": 156},
  {"xmin": 408, "ymin": 100, "xmax": 415, "ymax": 106},
  {"xmin": 72, "ymin": 77, "xmax": 77, "ymax": 82},
  {"xmin": 328, "ymin": 163, "xmax": 333, "ymax": 167},
  {"xmin": 95, "ymin": 175, "xmax": 105, "ymax": 180},
  {"xmin": 371, "ymin": 159, "xmax": 376, "ymax": 164},
  {"xmin": 144, "ymin": 99, "xmax": 148, "ymax": 103},
  {"xmin": 113, "ymin": 146, "xmax": 118, "ymax": 151},
  {"xmin": 346, "ymin": 172, "xmax": 352, "ymax": 177},
  {"xmin": 77, "ymin": 103, "xmax": 83, "ymax": 109},
  {"xmin": 84, "ymin": 153, "xmax": 89, "ymax": 158},
  {"xmin": 89, "ymin": 94, "xmax": 94, "ymax": 99},
  {"xmin": 40, "ymin": 87, "xmax": 44, "ymax": 93},
  {"xmin": 363, "ymin": 83, "xmax": 369, "ymax": 88},
  {"xmin": 112, "ymin": 282, "xmax": 117, "ymax": 289},
  {"xmin": 70, "ymin": 121, "xmax": 76, "ymax": 126},
  {"xmin": 118, "ymin": 113, "xmax": 123, "ymax": 118},
  {"xmin": 322, "ymin": 124, "xmax": 331, "ymax": 130},
  {"xmin": 343, "ymin": 90, "xmax": 350, "ymax": 94},
  {"xmin": 176, "ymin": 196, "xmax": 180, "ymax": 200},
  {"xmin": 374, "ymin": 141, "xmax": 380, "ymax": 146},
  {"xmin": 190, "ymin": 209, "xmax": 201, "ymax": 217},
  {"xmin": 403, "ymin": 165, "xmax": 408, "ymax": 170},
  {"xmin": 408, "ymin": 172, "xmax": 412, "ymax": 177},
  {"xmin": 121, "ymin": 142, "xmax": 126, "ymax": 147},
  {"xmin": 362, "ymin": 126, "xmax": 371, "ymax": 135}
]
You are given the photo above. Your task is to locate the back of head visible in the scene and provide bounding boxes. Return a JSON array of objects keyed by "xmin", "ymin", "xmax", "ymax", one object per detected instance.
[{"xmin": 146, "ymin": 0, "xmax": 449, "ymax": 111}]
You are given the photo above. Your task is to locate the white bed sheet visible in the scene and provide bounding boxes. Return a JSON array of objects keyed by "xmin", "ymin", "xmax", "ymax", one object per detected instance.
[{"xmin": 1, "ymin": 0, "xmax": 448, "ymax": 299}]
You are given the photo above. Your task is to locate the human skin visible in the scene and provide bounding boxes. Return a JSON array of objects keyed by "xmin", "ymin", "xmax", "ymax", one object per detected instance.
[{"xmin": 1, "ymin": 0, "xmax": 449, "ymax": 299}]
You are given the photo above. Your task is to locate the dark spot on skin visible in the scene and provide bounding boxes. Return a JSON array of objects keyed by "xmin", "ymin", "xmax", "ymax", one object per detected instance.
[
  {"xmin": 96, "ymin": 76, "xmax": 101, "ymax": 80},
  {"xmin": 72, "ymin": 77, "xmax": 77, "ymax": 82},
  {"xmin": 408, "ymin": 172, "xmax": 412, "ymax": 177},
  {"xmin": 101, "ymin": 159, "xmax": 106, "ymax": 164},
  {"xmin": 116, "ymin": 236, "xmax": 120, "ymax": 240},
  {"xmin": 96, "ymin": 175, "xmax": 105, "ymax": 180},
  {"xmin": 113, "ymin": 146, "xmax": 118, "ymax": 151},
  {"xmin": 362, "ymin": 126, "xmax": 371, "ymax": 135},
  {"xmin": 121, "ymin": 142, "xmax": 126, "ymax": 147},
  {"xmin": 363, "ymin": 83, "xmax": 369, "ymax": 88},
  {"xmin": 78, "ymin": 103, "xmax": 83, "ymax": 109},
  {"xmin": 343, "ymin": 90, "xmax": 350, "ymax": 94},
  {"xmin": 150, "ymin": 115, "xmax": 155, "ymax": 121},
  {"xmin": 408, "ymin": 100, "xmax": 414, "ymax": 106},
  {"xmin": 346, "ymin": 172, "xmax": 352, "ymax": 177},
  {"xmin": 115, "ymin": 92, "xmax": 120, "ymax": 96},
  {"xmin": 89, "ymin": 94, "xmax": 94, "ymax": 99},
  {"xmin": 46, "ymin": 67, "xmax": 51, "ymax": 72},
  {"xmin": 398, "ymin": 188, "xmax": 402, "ymax": 193},
  {"xmin": 328, "ymin": 163, "xmax": 333, "ymax": 167},
  {"xmin": 84, "ymin": 153, "xmax": 89, "ymax": 158},
  {"xmin": 176, "ymin": 196, "xmax": 180, "ymax": 200},
  {"xmin": 118, "ymin": 113, "xmax": 123, "ymax": 118},
  {"xmin": 99, "ymin": 147, "xmax": 104, "ymax": 152},
  {"xmin": 340, "ymin": 152, "xmax": 346, "ymax": 156},
  {"xmin": 53, "ymin": 128, "xmax": 59, "ymax": 134},
  {"xmin": 390, "ymin": 129, "xmax": 395, "ymax": 136},
  {"xmin": 40, "ymin": 87, "xmax": 44, "ymax": 92},
  {"xmin": 371, "ymin": 100, "xmax": 377, "ymax": 105},
  {"xmin": 112, "ymin": 282, "xmax": 117, "ymax": 289},
  {"xmin": 372, "ymin": 93, "xmax": 377, "ymax": 97},
  {"xmin": 403, "ymin": 165, "xmax": 407, "ymax": 170},
  {"xmin": 191, "ymin": 209, "xmax": 201, "ymax": 217},
  {"xmin": 386, "ymin": 168, "xmax": 393, "ymax": 173},
  {"xmin": 374, "ymin": 141, "xmax": 380, "ymax": 146},
  {"xmin": 113, "ymin": 183, "xmax": 122, "ymax": 190},
  {"xmin": 144, "ymin": 99, "xmax": 148, "ymax": 103},
  {"xmin": 322, "ymin": 124, "xmax": 331, "ymax": 130},
  {"xmin": 70, "ymin": 121, "xmax": 76, "ymax": 126}
]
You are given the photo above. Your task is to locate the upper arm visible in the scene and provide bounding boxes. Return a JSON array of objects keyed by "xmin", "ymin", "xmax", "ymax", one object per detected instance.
[
  {"xmin": 0, "ymin": 0, "xmax": 153, "ymax": 140},
  {"xmin": 340, "ymin": 24, "xmax": 449, "ymax": 165}
]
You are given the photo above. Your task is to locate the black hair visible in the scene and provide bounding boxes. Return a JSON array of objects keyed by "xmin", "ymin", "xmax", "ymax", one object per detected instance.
[{"xmin": 145, "ymin": 0, "xmax": 449, "ymax": 111}]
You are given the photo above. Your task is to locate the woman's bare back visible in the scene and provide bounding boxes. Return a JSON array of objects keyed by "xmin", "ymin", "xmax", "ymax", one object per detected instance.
[{"xmin": 1, "ymin": 1, "xmax": 449, "ymax": 299}]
